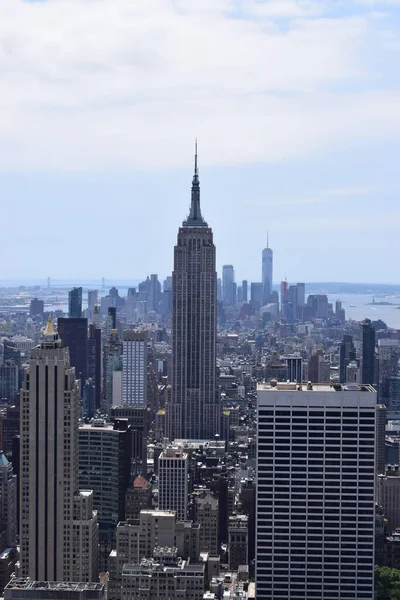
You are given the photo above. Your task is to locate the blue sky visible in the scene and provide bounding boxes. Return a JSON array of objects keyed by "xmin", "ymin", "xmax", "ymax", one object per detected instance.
[{"xmin": 1, "ymin": 0, "xmax": 400, "ymax": 283}]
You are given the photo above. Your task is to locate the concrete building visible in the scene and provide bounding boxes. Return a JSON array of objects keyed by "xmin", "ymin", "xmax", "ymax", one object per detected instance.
[
  {"xmin": 125, "ymin": 476, "xmax": 152, "ymax": 520},
  {"xmin": 228, "ymin": 515, "xmax": 248, "ymax": 571},
  {"xmin": 108, "ymin": 510, "xmax": 200, "ymax": 600},
  {"xmin": 378, "ymin": 467, "xmax": 400, "ymax": 532},
  {"xmin": 122, "ymin": 331, "xmax": 148, "ymax": 406},
  {"xmin": 376, "ymin": 404, "xmax": 387, "ymax": 475},
  {"xmin": 78, "ymin": 420, "xmax": 132, "ymax": 530},
  {"xmin": 0, "ymin": 452, "xmax": 17, "ymax": 548},
  {"xmin": 121, "ymin": 552, "xmax": 205, "ymax": 600},
  {"xmin": 194, "ymin": 489, "xmax": 219, "ymax": 555},
  {"xmin": 285, "ymin": 356, "xmax": 302, "ymax": 384},
  {"xmin": 158, "ymin": 446, "xmax": 189, "ymax": 520},
  {"xmin": 256, "ymin": 381, "xmax": 376, "ymax": 600},
  {"xmin": 169, "ymin": 147, "xmax": 219, "ymax": 440},
  {"xmin": 4, "ymin": 579, "xmax": 105, "ymax": 600},
  {"xmin": 72, "ymin": 490, "xmax": 99, "ymax": 582},
  {"xmin": 20, "ymin": 317, "xmax": 98, "ymax": 581}
]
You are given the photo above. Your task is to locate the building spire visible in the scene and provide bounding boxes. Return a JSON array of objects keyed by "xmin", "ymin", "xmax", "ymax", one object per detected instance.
[
  {"xmin": 267, "ymin": 230, "xmax": 269, "ymax": 249},
  {"xmin": 183, "ymin": 140, "xmax": 208, "ymax": 227},
  {"xmin": 194, "ymin": 138, "xmax": 198, "ymax": 182}
]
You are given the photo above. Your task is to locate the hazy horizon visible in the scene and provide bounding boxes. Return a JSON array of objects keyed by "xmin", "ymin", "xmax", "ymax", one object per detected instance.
[{"xmin": 1, "ymin": 0, "xmax": 399, "ymax": 282}]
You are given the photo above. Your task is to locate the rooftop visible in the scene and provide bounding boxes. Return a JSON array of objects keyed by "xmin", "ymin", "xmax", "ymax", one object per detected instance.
[
  {"xmin": 133, "ymin": 475, "xmax": 151, "ymax": 490},
  {"xmin": 5, "ymin": 579, "xmax": 104, "ymax": 592},
  {"xmin": 258, "ymin": 382, "xmax": 376, "ymax": 393}
]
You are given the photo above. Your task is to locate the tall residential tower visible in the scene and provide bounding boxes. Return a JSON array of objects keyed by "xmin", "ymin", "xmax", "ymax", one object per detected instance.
[{"xmin": 169, "ymin": 146, "xmax": 219, "ymax": 440}]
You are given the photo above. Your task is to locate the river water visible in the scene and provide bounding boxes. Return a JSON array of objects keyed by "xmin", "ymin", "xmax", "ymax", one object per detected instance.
[{"xmin": 328, "ymin": 293, "xmax": 400, "ymax": 329}]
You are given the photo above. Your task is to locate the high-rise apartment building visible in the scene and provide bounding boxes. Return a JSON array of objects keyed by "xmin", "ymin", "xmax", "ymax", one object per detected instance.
[
  {"xmin": 69, "ymin": 287, "xmax": 83, "ymax": 319},
  {"xmin": 122, "ymin": 331, "xmax": 148, "ymax": 406},
  {"xmin": 261, "ymin": 235, "xmax": 273, "ymax": 305},
  {"xmin": 222, "ymin": 265, "xmax": 235, "ymax": 307},
  {"xmin": 169, "ymin": 148, "xmax": 218, "ymax": 440},
  {"xmin": 20, "ymin": 317, "xmax": 98, "ymax": 581},
  {"xmin": 256, "ymin": 381, "xmax": 376, "ymax": 600},
  {"xmin": 158, "ymin": 446, "xmax": 189, "ymax": 520},
  {"xmin": 361, "ymin": 318, "xmax": 376, "ymax": 385}
]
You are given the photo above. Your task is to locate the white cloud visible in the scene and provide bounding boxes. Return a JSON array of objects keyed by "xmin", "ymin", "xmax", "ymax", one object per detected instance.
[{"xmin": 0, "ymin": 0, "xmax": 398, "ymax": 170}]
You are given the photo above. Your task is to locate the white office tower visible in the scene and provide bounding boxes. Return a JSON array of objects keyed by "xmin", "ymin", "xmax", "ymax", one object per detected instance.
[
  {"xmin": 122, "ymin": 331, "xmax": 148, "ymax": 406},
  {"xmin": 256, "ymin": 381, "xmax": 376, "ymax": 600},
  {"xmin": 158, "ymin": 446, "xmax": 189, "ymax": 520},
  {"xmin": 20, "ymin": 317, "xmax": 99, "ymax": 582}
]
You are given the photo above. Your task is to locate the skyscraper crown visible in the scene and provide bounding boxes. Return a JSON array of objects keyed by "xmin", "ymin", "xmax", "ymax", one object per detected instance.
[{"xmin": 182, "ymin": 141, "xmax": 208, "ymax": 227}]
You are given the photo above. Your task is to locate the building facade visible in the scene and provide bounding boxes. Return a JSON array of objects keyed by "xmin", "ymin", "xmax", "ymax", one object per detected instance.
[
  {"xmin": 256, "ymin": 381, "xmax": 376, "ymax": 600},
  {"xmin": 261, "ymin": 236, "xmax": 273, "ymax": 305},
  {"xmin": 122, "ymin": 331, "xmax": 148, "ymax": 406},
  {"xmin": 20, "ymin": 317, "xmax": 98, "ymax": 581},
  {"xmin": 169, "ymin": 148, "xmax": 219, "ymax": 440},
  {"xmin": 361, "ymin": 318, "xmax": 376, "ymax": 385},
  {"xmin": 158, "ymin": 446, "xmax": 189, "ymax": 520}
]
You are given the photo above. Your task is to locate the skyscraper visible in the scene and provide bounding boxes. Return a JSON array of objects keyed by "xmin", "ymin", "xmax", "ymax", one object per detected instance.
[
  {"xmin": 222, "ymin": 265, "xmax": 235, "ymax": 307},
  {"xmin": 69, "ymin": 287, "xmax": 83, "ymax": 318},
  {"xmin": 122, "ymin": 330, "xmax": 148, "ymax": 406},
  {"xmin": 87, "ymin": 289, "xmax": 99, "ymax": 321},
  {"xmin": 361, "ymin": 318, "xmax": 376, "ymax": 385},
  {"xmin": 169, "ymin": 146, "xmax": 218, "ymax": 440},
  {"xmin": 158, "ymin": 446, "xmax": 189, "ymax": 520},
  {"xmin": 57, "ymin": 317, "xmax": 88, "ymax": 388},
  {"xmin": 20, "ymin": 317, "xmax": 98, "ymax": 581},
  {"xmin": 261, "ymin": 233, "xmax": 273, "ymax": 305},
  {"xmin": 256, "ymin": 381, "xmax": 376, "ymax": 599},
  {"xmin": 339, "ymin": 334, "xmax": 356, "ymax": 383},
  {"xmin": 242, "ymin": 280, "xmax": 248, "ymax": 303}
]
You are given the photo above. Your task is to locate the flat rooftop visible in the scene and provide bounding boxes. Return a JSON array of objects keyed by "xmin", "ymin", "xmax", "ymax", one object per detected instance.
[
  {"xmin": 258, "ymin": 382, "xmax": 376, "ymax": 393},
  {"xmin": 5, "ymin": 579, "xmax": 104, "ymax": 592}
]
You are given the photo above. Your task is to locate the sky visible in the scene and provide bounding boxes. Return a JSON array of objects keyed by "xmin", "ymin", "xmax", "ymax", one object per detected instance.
[{"xmin": 0, "ymin": 0, "xmax": 399, "ymax": 284}]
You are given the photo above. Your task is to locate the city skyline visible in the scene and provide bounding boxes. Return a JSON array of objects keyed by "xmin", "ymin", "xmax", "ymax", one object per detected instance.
[{"xmin": 0, "ymin": 1, "xmax": 399, "ymax": 282}]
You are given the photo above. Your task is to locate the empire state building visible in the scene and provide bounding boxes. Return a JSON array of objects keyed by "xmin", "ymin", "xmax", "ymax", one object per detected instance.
[{"xmin": 169, "ymin": 146, "xmax": 219, "ymax": 440}]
